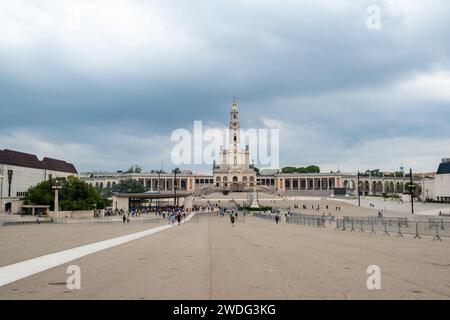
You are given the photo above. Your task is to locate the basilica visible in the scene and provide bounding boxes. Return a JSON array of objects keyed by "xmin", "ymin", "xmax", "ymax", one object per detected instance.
[{"xmin": 212, "ymin": 98, "xmax": 256, "ymax": 192}]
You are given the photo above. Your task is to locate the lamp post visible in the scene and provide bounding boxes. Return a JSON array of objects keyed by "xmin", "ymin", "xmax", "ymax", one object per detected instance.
[
  {"xmin": 357, "ymin": 171, "xmax": 361, "ymax": 207},
  {"xmin": 52, "ymin": 179, "xmax": 62, "ymax": 220},
  {"xmin": 0, "ymin": 174, "xmax": 4, "ymax": 213},
  {"xmin": 409, "ymin": 169, "xmax": 415, "ymax": 215},
  {"xmin": 157, "ymin": 170, "xmax": 161, "ymax": 212},
  {"xmin": 174, "ymin": 169, "xmax": 177, "ymax": 208}
]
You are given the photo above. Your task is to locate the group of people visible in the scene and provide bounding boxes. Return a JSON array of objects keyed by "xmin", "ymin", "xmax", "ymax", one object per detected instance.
[
  {"xmin": 119, "ymin": 206, "xmax": 188, "ymax": 225},
  {"xmin": 217, "ymin": 207, "xmax": 240, "ymax": 226},
  {"xmin": 192, "ymin": 203, "xmax": 218, "ymax": 213},
  {"xmin": 106, "ymin": 207, "xmax": 167, "ymax": 218},
  {"xmin": 284, "ymin": 203, "xmax": 341, "ymax": 219},
  {"xmin": 166, "ymin": 209, "xmax": 186, "ymax": 226}
]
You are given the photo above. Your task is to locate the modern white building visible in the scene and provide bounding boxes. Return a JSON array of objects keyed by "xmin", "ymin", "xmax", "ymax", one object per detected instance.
[
  {"xmin": 0, "ymin": 149, "xmax": 78, "ymax": 214},
  {"xmin": 432, "ymin": 158, "xmax": 450, "ymax": 202}
]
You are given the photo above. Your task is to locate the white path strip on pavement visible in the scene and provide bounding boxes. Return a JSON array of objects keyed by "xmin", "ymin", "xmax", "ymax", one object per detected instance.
[{"xmin": 0, "ymin": 212, "xmax": 196, "ymax": 287}]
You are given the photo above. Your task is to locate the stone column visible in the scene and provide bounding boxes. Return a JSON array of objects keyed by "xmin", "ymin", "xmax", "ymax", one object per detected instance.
[{"xmin": 54, "ymin": 188, "xmax": 59, "ymax": 218}]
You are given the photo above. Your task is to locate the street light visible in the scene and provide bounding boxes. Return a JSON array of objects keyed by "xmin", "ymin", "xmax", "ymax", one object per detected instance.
[
  {"xmin": 0, "ymin": 174, "xmax": 4, "ymax": 213},
  {"xmin": 357, "ymin": 171, "xmax": 361, "ymax": 207},
  {"xmin": 174, "ymin": 169, "xmax": 178, "ymax": 208},
  {"xmin": 52, "ymin": 179, "xmax": 63, "ymax": 220},
  {"xmin": 409, "ymin": 168, "xmax": 415, "ymax": 215}
]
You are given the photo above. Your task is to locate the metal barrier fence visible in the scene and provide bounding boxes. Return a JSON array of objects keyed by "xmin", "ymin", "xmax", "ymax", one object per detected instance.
[
  {"xmin": 252, "ymin": 212, "xmax": 276, "ymax": 221},
  {"xmin": 1, "ymin": 215, "xmax": 166, "ymax": 226},
  {"xmin": 336, "ymin": 217, "xmax": 450, "ymax": 241},
  {"xmin": 290, "ymin": 213, "xmax": 335, "ymax": 226},
  {"xmin": 287, "ymin": 214, "xmax": 327, "ymax": 227},
  {"xmin": 53, "ymin": 217, "xmax": 159, "ymax": 224},
  {"xmin": 252, "ymin": 212, "xmax": 330, "ymax": 227},
  {"xmin": 342, "ymin": 216, "xmax": 409, "ymax": 226},
  {"xmin": 1, "ymin": 218, "xmax": 54, "ymax": 226}
]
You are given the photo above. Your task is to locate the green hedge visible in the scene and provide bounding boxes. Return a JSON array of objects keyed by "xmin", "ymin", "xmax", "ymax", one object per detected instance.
[{"xmin": 240, "ymin": 205, "xmax": 273, "ymax": 212}]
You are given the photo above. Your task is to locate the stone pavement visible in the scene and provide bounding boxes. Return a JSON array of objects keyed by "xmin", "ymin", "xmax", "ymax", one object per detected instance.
[{"xmin": 0, "ymin": 215, "xmax": 449, "ymax": 299}]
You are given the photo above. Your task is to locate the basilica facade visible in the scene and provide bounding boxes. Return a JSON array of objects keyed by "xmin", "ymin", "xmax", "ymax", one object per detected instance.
[{"xmin": 212, "ymin": 98, "xmax": 256, "ymax": 192}]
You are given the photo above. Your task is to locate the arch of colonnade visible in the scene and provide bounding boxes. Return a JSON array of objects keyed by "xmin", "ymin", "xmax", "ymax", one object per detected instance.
[
  {"xmin": 341, "ymin": 178, "xmax": 422, "ymax": 195},
  {"xmin": 86, "ymin": 177, "xmax": 191, "ymax": 192}
]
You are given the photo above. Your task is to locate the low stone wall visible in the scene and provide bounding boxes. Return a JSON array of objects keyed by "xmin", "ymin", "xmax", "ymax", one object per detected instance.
[{"xmin": 48, "ymin": 210, "xmax": 95, "ymax": 219}]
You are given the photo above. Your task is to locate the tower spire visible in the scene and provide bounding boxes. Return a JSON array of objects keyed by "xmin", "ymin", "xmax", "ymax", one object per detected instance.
[{"xmin": 231, "ymin": 97, "xmax": 238, "ymax": 112}]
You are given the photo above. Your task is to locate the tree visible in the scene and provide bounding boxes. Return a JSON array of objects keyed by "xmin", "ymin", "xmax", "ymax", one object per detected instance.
[
  {"xmin": 305, "ymin": 165, "xmax": 320, "ymax": 173},
  {"xmin": 405, "ymin": 182, "xmax": 421, "ymax": 196},
  {"xmin": 365, "ymin": 169, "xmax": 383, "ymax": 177},
  {"xmin": 25, "ymin": 176, "xmax": 107, "ymax": 210},
  {"xmin": 112, "ymin": 179, "xmax": 145, "ymax": 193},
  {"xmin": 394, "ymin": 171, "xmax": 405, "ymax": 177},
  {"xmin": 282, "ymin": 167, "xmax": 297, "ymax": 174},
  {"xmin": 172, "ymin": 168, "xmax": 181, "ymax": 174},
  {"xmin": 282, "ymin": 165, "xmax": 320, "ymax": 174}
]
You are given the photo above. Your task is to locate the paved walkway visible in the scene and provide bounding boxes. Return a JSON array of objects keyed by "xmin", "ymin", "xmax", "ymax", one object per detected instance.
[{"xmin": 1, "ymin": 215, "xmax": 449, "ymax": 299}]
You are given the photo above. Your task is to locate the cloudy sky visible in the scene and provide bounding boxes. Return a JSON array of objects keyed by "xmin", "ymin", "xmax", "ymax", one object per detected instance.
[{"xmin": 1, "ymin": 0, "xmax": 449, "ymax": 174}]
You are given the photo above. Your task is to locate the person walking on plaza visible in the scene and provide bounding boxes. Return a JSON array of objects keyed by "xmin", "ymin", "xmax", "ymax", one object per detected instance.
[
  {"xmin": 230, "ymin": 211, "xmax": 236, "ymax": 227},
  {"xmin": 177, "ymin": 212, "xmax": 182, "ymax": 225},
  {"xmin": 275, "ymin": 213, "xmax": 280, "ymax": 224},
  {"xmin": 171, "ymin": 212, "xmax": 176, "ymax": 225},
  {"xmin": 122, "ymin": 213, "xmax": 126, "ymax": 224}
]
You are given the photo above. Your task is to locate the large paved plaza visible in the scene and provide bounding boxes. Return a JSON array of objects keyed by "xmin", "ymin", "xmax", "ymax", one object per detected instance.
[{"xmin": 1, "ymin": 210, "xmax": 449, "ymax": 300}]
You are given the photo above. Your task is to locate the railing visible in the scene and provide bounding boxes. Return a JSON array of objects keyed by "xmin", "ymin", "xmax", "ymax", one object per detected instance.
[
  {"xmin": 336, "ymin": 217, "xmax": 450, "ymax": 241},
  {"xmin": 287, "ymin": 214, "xmax": 327, "ymax": 227},
  {"xmin": 52, "ymin": 216, "xmax": 163, "ymax": 224},
  {"xmin": 291, "ymin": 213, "xmax": 335, "ymax": 225},
  {"xmin": 252, "ymin": 212, "xmax": 332, "ymax": 227},
  {"xmin": 252, "ymin": 212, "xmax": 276, "ymax": 221},
  {"xmin": 1, "ymin": 215, "xmax": 167, "ymax": 226},
  {"xmin": 1, "ymin": 217, "xmax": 55, "ymax": 226}
]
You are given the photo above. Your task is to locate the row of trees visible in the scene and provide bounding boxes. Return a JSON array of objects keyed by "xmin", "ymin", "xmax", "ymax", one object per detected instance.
[
  {"xmin": 362, "ymin": 169, "xmax": 405, "ymax": 177},
  {"xmin": 100, "ymin": 179, "xmax": 145, "ymax": 197},
  {"xmin": 281, "ymin": 165, "xmax": 320, "ymax": 174}
]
